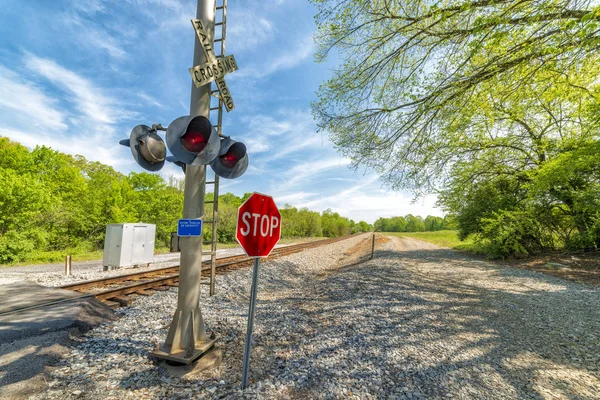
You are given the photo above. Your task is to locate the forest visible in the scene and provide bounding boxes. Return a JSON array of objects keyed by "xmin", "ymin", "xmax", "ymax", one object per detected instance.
[{"xmin": 0, "ymin": 137, "xmax": 439, "ymax": 264}]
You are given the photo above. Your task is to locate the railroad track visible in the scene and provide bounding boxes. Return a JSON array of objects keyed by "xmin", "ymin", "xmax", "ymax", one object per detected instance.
[{"xmin": 58, "ymin": 235, "xmax": 352, "ymax": 308}]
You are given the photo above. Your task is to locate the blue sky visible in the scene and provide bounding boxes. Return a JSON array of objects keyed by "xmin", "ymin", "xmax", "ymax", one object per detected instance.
[{"xmin": 0, "ymin": 0, "xmax": 442, "ymax": 223}]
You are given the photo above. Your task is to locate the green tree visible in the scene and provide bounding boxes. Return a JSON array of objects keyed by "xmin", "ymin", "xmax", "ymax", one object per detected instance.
[
  {"xmin": 373, "ymin": 217, "xmax": 388, "ymax": 232},
  {"xmin": 356, "ymin": 221, "xmax": 372, "ymax": 232},
  {"xmin": 280, "ymin": 205, "xmax": 301, "ymax": 237},
  {"xmin": 321, "ymin": 209, "xmax": 351, "ymax": 237},
  {"xmin": 312, "ymin": 0, "xmax": 600, "ymax": 193},
  {"xmin": 405, "ymin": 214, "xmax": 425, "ymax": 232},
  {"xmin": 424, "ymin": 216, "xmax": 445, "ymax": 231},
  {"xmin": 298, "ymin": 208, "xmax": 323, "ymax": 237}
]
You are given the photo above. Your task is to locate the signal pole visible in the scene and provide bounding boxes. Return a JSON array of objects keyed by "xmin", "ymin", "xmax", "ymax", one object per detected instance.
[{"xmin": 150, "ymin": 0, "xmax": 217, "ymax": 364}]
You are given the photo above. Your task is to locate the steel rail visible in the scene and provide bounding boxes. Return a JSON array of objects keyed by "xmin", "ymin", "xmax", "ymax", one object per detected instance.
[
  {"xmin": 59, "ymin": 236, "xmax": 349, "ymax": 293},
  {"xmin": 0, "ymin": 236, "xmax": 357, "ymax": 317}
]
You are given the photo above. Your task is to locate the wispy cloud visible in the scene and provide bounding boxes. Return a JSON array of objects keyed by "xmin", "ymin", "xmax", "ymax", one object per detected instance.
[
  {"xmin": 128, "ymin": 0, "xmax": 194, "ymax": 31},
  {"xmin": 0, "ymin": 54, "xmax": 139, "ymax": 166},
  {"xmin": 0, "ymin": 127, "xmax": 128, "ymax": 167},
  {"xmin": 276, "ymin": 191, "xmax": 319, "ymax": 206},
  {"xmin": 86, "ymin": 33, "xmax": 127, "ymax": 59},
  {"xmin": 59, "ymin": 10, "xmax": 129, "ymax": 61},
  {"xmin": 0, "ymin": 66, "xmax": 67, "ymax": 131},
  {"xmin": 72, "ymin": 0, "xmax": 107, "ymax": 14},
  {"xmin": 137, "ymin": 92, "xmax": 164, "ymax": 108},
  {"xmin": 301, "ymin": 176, "xmax": 380, "ymax": 208},
  {"xmin": 24, "ymin": 53, "xmax": 135, "ymax": 126},
  {"xmin": 240, "ymin": 109, "xmax": 326, "ymax": 159},
  {"xmin": 228, "ymin": 12, "xmax": 275, "ymax": 52},
  {"xmin": 277, "ymin": 156, "xmax": 352, "ymax": 190},
  {"xmin": 280, "ymin": 174, "xmax": 442, "ymax": 223},
  {"xmin": 230, "ymin": 34, "xmax": 313, "ymax": 81}
]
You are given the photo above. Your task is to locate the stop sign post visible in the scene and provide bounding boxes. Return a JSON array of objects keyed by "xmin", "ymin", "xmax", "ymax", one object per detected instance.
[{"xmin": 237, "ymin": 193, "xmax": 281, "ymax": 389}]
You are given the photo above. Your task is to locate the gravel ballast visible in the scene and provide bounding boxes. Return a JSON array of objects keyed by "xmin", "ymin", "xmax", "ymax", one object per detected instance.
[{"xmin": 24, "ymin": 234, "xmax": 600, "ymax": 399}]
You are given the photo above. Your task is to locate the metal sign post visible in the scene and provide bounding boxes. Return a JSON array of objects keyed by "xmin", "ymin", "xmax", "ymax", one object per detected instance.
[
  {"xmin": 149, "ymin": 0, "xmax": 216, "ymax": 365},
  {"xmin": 371, "ymin": 232, "xmax": 375, "ymax": 259},
  {"xmin": 235, "ymin": 193, "xmax": 282, "ymax": 389},
  {"xmin": 242, "ymin": 258, "xmax": 260, "ymax": 389}
]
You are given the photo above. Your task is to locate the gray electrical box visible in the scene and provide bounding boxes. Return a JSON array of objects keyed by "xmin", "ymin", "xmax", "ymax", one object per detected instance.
[{"xmin": 102, "ymin": 223, "xmax": 156, "ymax": 270}]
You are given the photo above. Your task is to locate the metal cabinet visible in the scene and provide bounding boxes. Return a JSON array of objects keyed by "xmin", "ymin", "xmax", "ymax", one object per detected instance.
[{"xmin": 102, "ymin": 223, "xmax": 156, "ymax": 270}]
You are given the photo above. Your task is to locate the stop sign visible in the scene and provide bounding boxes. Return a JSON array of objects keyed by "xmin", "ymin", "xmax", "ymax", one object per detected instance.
[{"xmin": 236, "ymin": 192, "xmax": 282, "ymax": 257}]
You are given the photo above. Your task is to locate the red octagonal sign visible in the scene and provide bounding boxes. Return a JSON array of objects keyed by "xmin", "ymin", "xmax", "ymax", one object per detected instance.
[{"xmin": 236, "ymin": 192, "xmax": 282, "ymax": 258}]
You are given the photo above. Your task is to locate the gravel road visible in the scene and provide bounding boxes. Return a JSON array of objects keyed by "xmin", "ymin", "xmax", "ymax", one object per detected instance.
[{"xmin": 21, "ymin": 234, "xmax": 599, "ymax": 399}]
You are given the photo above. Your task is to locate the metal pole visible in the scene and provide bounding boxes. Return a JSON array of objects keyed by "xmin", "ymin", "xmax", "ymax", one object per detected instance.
[
  {"xmin": 371, "ymin": 233, "xmax": 375, "ymax": 259},
  {"xmin": 209, "ymin": 175, "xmax": 219, "ymax": 296},
  {"xmin": 242, "ymin": 258, "xmax": 260, "ymax": 389},
  {"xmin": 65, "ymin": 255, "xmax": 71, "ymax": 276},
  {"xmin": 150, "ymin": 0, "xmax": 216, "ymax": 364}
]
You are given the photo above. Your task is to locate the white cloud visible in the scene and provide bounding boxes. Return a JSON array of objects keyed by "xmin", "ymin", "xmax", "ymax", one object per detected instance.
[
  {"xmin": 86, "ymin": 33, "xmax": 127, "ymax": 59},
  {"xmin": 0, "ymin": 66, "xmax": 67, "ymax": 131},
  {"xmin": 137, "ymin": 92, "xmax": 164, "ymax": 108},
  {"xmin": 0, "ymin": 127, "xmax": 128, "ymax": 167},
  {"xmin": 60, "ymin": 12, "xmax": 129, "ymax": 60},
  {"xmin": 245, "ymin": 139, "xmax": 271, "ymax": 154},
  {"xmin": 24, "ymin": 54, "xmax": 135, "ymax": 125},
  {"xmin": 127, "ymin": 0, "xmax": 194, "ymax": 31},
  {"xmin": 240, "ymin": 109, "xmax": 326, "ymax": 159},
  {"xmin": 159, "ymin": 162, "xmax": 185, "ymax": 181},
  {"xmin": 229, "ymin": 35, "xmax": 313, "ymax": 81},
  {"xmin": 0, "ymin": 55, "xmax": 140, "ymax": 167},
  {"xmin": 282, "ymin": 177, "xmax": 442, "ymax": 223},
  {"xmin": 72, "ymin": 0, "xmax": 106, "ymax": 14},
  {"xmin": 228, "ymin": 13, "xmax": 275, "ymax": 52},
  {"xmin": 278, "ymin": 156, "xmax": 352, "ymax": 190},
  {"xmin": 276, "ymin": 191, "xmax": 319, "ymax": 206}
]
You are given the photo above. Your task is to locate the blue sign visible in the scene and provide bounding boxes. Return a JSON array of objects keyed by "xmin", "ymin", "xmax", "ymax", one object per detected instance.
[{"xmin": 177, "ymin": 219, "xmax": 203, "ymax": 237}]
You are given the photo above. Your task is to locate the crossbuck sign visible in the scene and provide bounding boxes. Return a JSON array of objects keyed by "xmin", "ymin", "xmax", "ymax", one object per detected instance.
[{"xmin": 189, "ymin": 19, "xmax": 238, "ymax": 112}]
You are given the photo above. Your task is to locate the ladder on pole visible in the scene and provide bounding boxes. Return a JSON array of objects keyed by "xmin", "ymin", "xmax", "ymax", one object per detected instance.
[{"xmin": 204, "ymin": 0, "xmax": 228, "ymax": 297}]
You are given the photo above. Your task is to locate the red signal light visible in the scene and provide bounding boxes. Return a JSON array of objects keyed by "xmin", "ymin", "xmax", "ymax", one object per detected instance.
[
  {"xmin": 181, "ymin": 116, "xmax": 212, "ymax": 153},
  {"xmin": 220, "ymin": 142, "xmax": 246, "ymax": 168}
]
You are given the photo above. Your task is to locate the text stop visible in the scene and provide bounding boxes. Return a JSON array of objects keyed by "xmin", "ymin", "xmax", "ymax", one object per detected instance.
[{"xmin": 239, "ymin": 212, "xmax": 280, "ymax": 237}]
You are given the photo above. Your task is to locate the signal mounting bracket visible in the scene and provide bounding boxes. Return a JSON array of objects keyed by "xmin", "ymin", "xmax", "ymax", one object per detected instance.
[{"xmin": 149, "ymin": 123, "xmax": 168, "ymax": 133}]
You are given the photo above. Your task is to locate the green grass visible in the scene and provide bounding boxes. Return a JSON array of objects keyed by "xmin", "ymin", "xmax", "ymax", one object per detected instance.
[
  {"xmin": 1, "ymin": 237, "xmax": 330, "ymax": 267},
  {"xmin": 383, "ymin": 230, "xmax": 481, "ymax": 252},
  {"xmin": 1, "ymin": 246, "xmax": 175, "ymax": 267}
]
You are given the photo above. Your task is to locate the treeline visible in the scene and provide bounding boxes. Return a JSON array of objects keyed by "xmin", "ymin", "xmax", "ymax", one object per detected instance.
[
  {"xmin": 204, "ymin": 196, "xmax": 373, "ymax": 243},
  {"xmin": 0, "ymin": 138, "xmax": 372, "ymax": 263},
  {"xmin": 0, "ymin": 137, "xmax": 183, "ymax": 263},
  {"xmin": 373, "ymin": 215, "xmax": 454, "ymax": 232}
]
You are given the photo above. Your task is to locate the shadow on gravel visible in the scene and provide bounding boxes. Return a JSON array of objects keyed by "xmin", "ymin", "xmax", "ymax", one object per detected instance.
[
  {"xmin": 250, "ymin": 247, "xmax": 600, "ymax": 399},
  {"xmin": 0, "ymin": 299, "xmax": 115, "ymax": 395}
]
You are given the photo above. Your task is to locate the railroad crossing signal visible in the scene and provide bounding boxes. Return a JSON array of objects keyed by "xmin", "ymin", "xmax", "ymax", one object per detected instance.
[
  {"xmin": 210, "ymin": 138, "xmax": 248, "ymax": 179},
  {"xmin": 119, "ymin": 125, "xmax": 166, "ymax": 171},
  {"xmin": 189, "ymin": 19, "xmax": 237, "ymax": 112},
  {"xmin": 165, "ymin": 115, "xmax": 248, "ymax": 179},
  {"xmin": 236, "ymin": 193, "xmax": 282, "ymax": 257},
  {"xmin": 165, "ymin": 115, "xmax": 221, "ymax": 165}
]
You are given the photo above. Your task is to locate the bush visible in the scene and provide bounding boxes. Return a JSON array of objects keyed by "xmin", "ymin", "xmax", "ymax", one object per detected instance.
[
  {"xmin": 0, "ymin": 231, "xmax": 35, "ymax": 263},
  {"xmin": 565, "ymin": 215, "xmax": 600, "ymax": 251},
  {"xmin": 478, "ymin": 210, "xmax": 552, "ymax": 259}
]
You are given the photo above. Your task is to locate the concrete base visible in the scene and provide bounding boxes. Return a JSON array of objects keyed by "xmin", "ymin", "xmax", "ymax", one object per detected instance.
[
  {"xmin": 157, "ymin": 345, "xmax": 223, "ymax": 378},
  {"xmin": 149, "ymin": 336, "xmax": 218, "ymax": 365}
]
